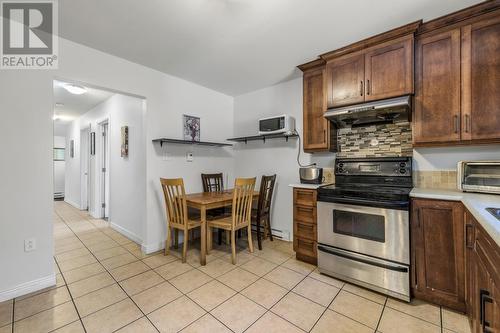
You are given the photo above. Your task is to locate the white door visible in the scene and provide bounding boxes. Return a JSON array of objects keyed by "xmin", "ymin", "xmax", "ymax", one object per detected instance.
[{"xmin": 80, "ymin": 128, "xmax": 90, "ymax": 210}]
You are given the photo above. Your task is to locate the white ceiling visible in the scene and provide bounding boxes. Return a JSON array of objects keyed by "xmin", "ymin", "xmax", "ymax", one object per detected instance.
[
  {"xmin": 59, "ymin": 0, "xmax": 481, "ymax": 96},
  {"xmin": 53, "ymin": 80, "xmax": 114, "ymax": 135}
]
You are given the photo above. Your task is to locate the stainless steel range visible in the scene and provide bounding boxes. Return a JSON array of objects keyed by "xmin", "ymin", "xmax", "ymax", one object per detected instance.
[{"xmin": 317, "ymin": 157, "xmax": 412, "ymax": 302}]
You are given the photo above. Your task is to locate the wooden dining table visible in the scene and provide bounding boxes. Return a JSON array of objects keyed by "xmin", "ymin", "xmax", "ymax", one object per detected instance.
[{"xmin": 185, "ymin": 189, "xmax": 259, "ymax": 265}]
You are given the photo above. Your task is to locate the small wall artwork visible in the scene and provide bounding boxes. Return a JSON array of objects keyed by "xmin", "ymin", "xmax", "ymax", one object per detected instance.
[
  {"xmin": 183, "ymin": 115, "xmax": 200, "ymax": 142},
  {"xmin": 121, "ymin": 126, "xmax": 129, "ymax": 157},
  {"xmin": 70, "ymin": 140, "xmax": 74, "ymax": 158}
]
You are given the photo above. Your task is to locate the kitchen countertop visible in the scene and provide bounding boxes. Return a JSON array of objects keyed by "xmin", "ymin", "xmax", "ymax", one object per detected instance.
[
  {"xmin": 411, "ymin": 188, "xmax": 500, "ymax": 247},
  {"xmin": 289, "ymin": 183, "xmax": 333, "ymax": 189}
]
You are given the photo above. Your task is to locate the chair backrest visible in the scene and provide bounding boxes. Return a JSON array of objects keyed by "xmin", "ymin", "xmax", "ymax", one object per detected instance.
[
  {"xmin": 231, "ymin": 177, "xmax": 256, "ymax": 229},
  {"xmin": 201, "ymin": 173, "xmax": 224, "ymax": 192},
  {"xmin": 257, "ymin": 174, "xmax": 276, "ymax": 219},
  {"xmin": 160, "ymin": 178, "xmax": 188, "ymax": 228}
]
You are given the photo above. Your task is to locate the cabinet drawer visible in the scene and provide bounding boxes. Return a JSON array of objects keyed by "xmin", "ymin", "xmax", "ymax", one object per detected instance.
[
  {"xmin": 293, "ymin": 188, "xmax": 316, "ymax": 207},
  {"xmin": 294, "ymin": 237, "xmax": 317, "ymax": 258},
  {"xmin": 294, "ymin": 220, "xmax": 317, "ymax": 241},
  {"xmin": 294, "ymin": 205, "xmax": 316, "ymax": 224}
]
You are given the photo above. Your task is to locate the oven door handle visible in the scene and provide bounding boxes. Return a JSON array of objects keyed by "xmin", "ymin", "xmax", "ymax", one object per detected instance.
[{"xmin": 317, "ymin": 244, "xmax": 409, "ymax": 273}]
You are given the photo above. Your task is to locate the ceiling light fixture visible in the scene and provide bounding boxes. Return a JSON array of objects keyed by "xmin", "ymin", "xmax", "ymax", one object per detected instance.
[
  {"xmin": 55, "ymin": 102, "xmax": 64, "ymax": 107},
  {"xmin": 63, "ymin": 84, "xmax": 87, "ymax": 95}
]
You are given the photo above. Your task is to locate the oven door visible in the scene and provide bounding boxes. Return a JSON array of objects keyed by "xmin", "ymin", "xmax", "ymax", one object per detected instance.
[{"xmin": 317, "ymin": 201, "xmax": 409, "ymax": 264}]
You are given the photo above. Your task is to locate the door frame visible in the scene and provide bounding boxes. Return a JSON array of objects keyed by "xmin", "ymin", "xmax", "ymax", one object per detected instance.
[
  {"xmin": 80, "ymin": 126, "xmax": 91, "ymax": 210},
  {"xmin": 98, "ymin": 118, "xmax": 110, "ymax": 219}
]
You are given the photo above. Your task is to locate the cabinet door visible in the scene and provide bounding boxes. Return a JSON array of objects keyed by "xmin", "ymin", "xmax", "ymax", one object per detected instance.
[
  {"xmin": 411, "ymin": 199, "xmax": 465, "ymax": 311},
  {"xmin": 413, "ymin": 29, "xmax": 461, "ymax": 145},
  {"xmin": 465, "ymin": 212, "xmax": 476, "ymax": 318},
  {"xmin": 462, "ymin": 15, "xmax": 500, "ymax": 142},
  {"xmin": 326, "ymin": 53, "xmax": 365, "ymax": 108},
  {"xmin": 491, "ymin": 279, "xmax": 500, "ymax": 333},
  {"xmin": 364, "ymin": 37, "xmax": 414, "ymax": 101},
  {"xmin": 303, "ymin": 67, "xmax": 330, "ymax": 151}
]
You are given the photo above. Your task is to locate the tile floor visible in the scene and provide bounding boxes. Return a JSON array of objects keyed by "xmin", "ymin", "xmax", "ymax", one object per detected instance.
[{"xmin": 0, "ymin": 201, "xmax": 473, "ymax": 333}]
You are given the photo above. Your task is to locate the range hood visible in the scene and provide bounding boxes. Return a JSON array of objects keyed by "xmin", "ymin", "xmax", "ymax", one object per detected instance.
[{"xmin": 324, "ymin": 95, "xmax": 411, "ymax": 128}]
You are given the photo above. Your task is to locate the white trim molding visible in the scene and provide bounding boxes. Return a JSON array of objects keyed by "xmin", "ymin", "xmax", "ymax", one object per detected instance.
[
  {"xmin": 110, "ymin": 222, "xmax": 142, "ymax": 245},
  {"xmin": 64, "ymin": 198, "xmax": 81, "ymax": 210},
  {"xmin": 0, "ymin": 274, "xmax": 56, "ymax": 302}
]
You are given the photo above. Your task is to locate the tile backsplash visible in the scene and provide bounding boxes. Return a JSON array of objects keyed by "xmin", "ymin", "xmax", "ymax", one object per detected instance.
[
  {"xmin": 413, "ymin": 170, "xmax": 458, "ymax": 190},
  {"xmin": 337, "ymin": 122, "xmax": 412, "ymax": 158}
]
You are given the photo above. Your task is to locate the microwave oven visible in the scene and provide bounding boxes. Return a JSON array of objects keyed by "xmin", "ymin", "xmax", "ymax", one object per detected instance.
[
  {"xmin": 258, "ymin": 115, "xmax": 295, "ymax": 135},
  {"xmin": 457, "ymin": 161, "xmax": 500, "ymax": 195}
]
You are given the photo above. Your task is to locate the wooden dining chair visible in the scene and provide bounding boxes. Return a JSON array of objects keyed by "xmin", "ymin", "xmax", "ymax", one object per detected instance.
[
  {"xmin": 201, "ymin": 173, "xmax": 224, "ymax": 192},
  {"xmin": 201, "ymin": 173, "xmax": 227, "ymax": 244},
  {"xmin": 160, "ymin": 178, "xmax": 201, "ymax": 263},
  {"xmin": 252, "ymin": 174, "xmax": 276, "ymax": 250},
  {"xmin": 207, "ymin": 177, "xmax": 256, "ymax": 264}
]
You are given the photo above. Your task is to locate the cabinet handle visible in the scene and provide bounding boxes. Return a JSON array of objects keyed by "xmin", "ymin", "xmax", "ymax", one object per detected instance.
[
  {"xmin": 360, "ymin": 81, "xmax": 363, "ymax": 96},
  {"xmin": 480, "ymin": 289, "xmax": 493, "ymax": 332},
  {"xmin": 323, "ymin": 129, "xmax": 326, "ymax": 143},
  {"xmin": 465, "ymin": 224, "xmax": 474, "ymax": 249},
  {"xmin": 367, "ymin": 80, "xmax": 370, "ymax": 95},
  {"xmin": 415, "ymin": 208, "xmax": 421, "ymax": 228},
  {"xmin": 298, "ymin": 223, "xmax": 314, "ymax": 230},
  {"xmin": 454, "ymin": 115, "xmax": 459, "ymax": 134}
]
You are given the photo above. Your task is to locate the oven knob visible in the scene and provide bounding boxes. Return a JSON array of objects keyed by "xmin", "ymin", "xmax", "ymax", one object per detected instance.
[
  {"xmin": 338, "ymin": 163, "xmax": 344, "ymax": 168},
  {"xmin": 338, "ymin": 168, "xmax": 344, "ymax": 173},
  {"xmin": 399, "ymin": 162, "xmax": 407, "ymax": 167},
  {"xmin": 399, "ymin": 168, "xmax": 406, "ymax": 174}
]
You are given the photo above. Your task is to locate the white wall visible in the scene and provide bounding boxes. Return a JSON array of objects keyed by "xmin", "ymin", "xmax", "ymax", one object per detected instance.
[
  {"xmin": 0, "ymin": 37, "xmax": 233, "ymax": 300},
  {"xmin": 65, "ymin": 94, "xmax": 146, "ymax": 242},
  {"xmin": 233, "ymin": 78, "xmax": 313, "ymax": 239},
  {"xmin": 53, "ymin": 136, "xmax": 66, "ymax": 196}
]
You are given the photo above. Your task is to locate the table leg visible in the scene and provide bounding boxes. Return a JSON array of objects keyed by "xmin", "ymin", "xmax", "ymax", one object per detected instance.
[{"xmin": 200, "ymin": 206, "xmax": 206, "ymax": 266}]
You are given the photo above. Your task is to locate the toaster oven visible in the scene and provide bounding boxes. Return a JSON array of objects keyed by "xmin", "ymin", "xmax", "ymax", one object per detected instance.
[{"xmin": 457, "ymin": 161, "xmax": 500, "ymax": 195}]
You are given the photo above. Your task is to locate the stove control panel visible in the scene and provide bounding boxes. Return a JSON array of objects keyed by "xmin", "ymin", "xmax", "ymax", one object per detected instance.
[{"xmin": 335, "ymin": 157, "xmax": 412, "ymax": 177}]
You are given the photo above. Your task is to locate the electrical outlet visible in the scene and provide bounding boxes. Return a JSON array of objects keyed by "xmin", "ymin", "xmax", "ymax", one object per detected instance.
[
  {"xmin": 24, "ymin": 238, "xmax": 36, "ymax": 252},
  {"xmin": 186, "ymin": 152, "xmax": 193, "ymax": 162}
]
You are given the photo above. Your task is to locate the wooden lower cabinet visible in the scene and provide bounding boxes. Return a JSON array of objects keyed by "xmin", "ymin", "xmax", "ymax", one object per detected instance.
[
  {"xmin": 412, "ymin": 198, "xmax": 500, "ymax": 332},
  {"xmin": 411, "ymin": 198, "xmax": 466, "ymax": 312},
  {"xmin": 466, "ymin": 212, "xmax": 500, "ymax": 333},
  {"xmin": 293, "ymin": 188, "xmax": 317, "ymax": 265}
]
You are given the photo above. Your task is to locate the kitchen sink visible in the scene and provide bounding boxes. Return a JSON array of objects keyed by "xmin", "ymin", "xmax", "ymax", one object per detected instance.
[{"xmin": 486, "ymin": 208, "xmax": 500, "ymax": 222}]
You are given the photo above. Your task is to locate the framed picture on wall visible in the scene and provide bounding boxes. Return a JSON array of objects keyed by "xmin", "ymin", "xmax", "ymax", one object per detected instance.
[
  {"xmin": 70, "ymin": 140, "xmax": 74, "ymax": 158},
  {"xmin": 183, "ymin": 115, "xmax": 200, "ymax": 142},
  {"xmin": 121, "ymin": 126, "xmax": 129, "ymax": 157}
]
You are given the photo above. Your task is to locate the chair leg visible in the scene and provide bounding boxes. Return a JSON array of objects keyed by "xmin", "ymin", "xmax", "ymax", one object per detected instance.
[
  {"xmin": 247, "ymin": 224, "xmax": 254, "ymax": 253},
  {"xmin": 225, "ymin": 230, "xmax": 230, "ymax": 245},
  {"xmin": 218, "ymin": 229, "xmax": 223, "ymax": 245},
  {"xmin": 267, "ymin": 216, "xmax": 273, "ymax": 242},
  {"xmin": 207, "ymin": 226, "xmax": 212, "ymax": 254},
  {"xmin": 230, "ymin": 230, "xmax": 236, "ymax": 265},
  {"xmin": 165, "ymin": 226, "xmax": 171, "ymax": 255},
  {"xmin": 174, "ymin": 229, "xmax": 179, "ymax": 249},
  {"xmin": 182, "ymin": 229, "xmax": 189, "ymax": 263},
  {"xmin": 256, "ymin": 217, "xmax": 262, "ymax": 251}
]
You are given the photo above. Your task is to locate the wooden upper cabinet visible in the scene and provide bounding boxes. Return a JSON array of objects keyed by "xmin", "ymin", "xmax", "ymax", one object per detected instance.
[
  {"xmin": 414, "ymin": 5, "xmax": 500, "ymax": 147},
  {"xmin": 411, "ymin": 198, "xmax": 466, "ymax": 312},
  {"xmin": 326, "ymin": 53, "xmax": 365, "ymax": 108},
  {"xmin": 414, "ymin": 29, "xmax": 461, "ymax": 144},
  {"xmin": 462, "ymin": 15, "xmax": 500, "ymax": 141},
  {"xmin": 298, "ymin": 59, "xmax": 337, "ymax": 153},
  {"xmin": 364, "ymin": 36, "xmax": 414, "ymax": 101}
]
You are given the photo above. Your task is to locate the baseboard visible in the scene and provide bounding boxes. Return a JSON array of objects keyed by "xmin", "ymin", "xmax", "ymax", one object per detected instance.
[
  {"xmin": 250, "ymin": 225, "xmax": 291, "ymax": 241},
  {"xmin": 141, "ymin": 240, "xmax": 165, "ymax": 254},
  {"xmin": 64, "ymin": 198, "xmax": 80, "ymax": 210},
  {"xmin": 110, "ymin": 222, "xmax": 142, "ymax": 244},
  {"xmin": 0, "ymin": 274, "xmax": 56, "ymax": 302}
]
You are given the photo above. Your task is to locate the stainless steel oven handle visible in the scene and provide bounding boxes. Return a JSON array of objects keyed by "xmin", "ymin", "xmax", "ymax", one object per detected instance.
[{"xmin": 317, "ymin": 244, "xmax": 408, "ymax": 273}]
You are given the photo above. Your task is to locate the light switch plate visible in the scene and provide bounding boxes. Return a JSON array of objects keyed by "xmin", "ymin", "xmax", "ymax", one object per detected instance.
[
  {"xmin": 24, "ymin": 238, "xmax": 36, "ymax": 252},
  {"xmin": 186, "ymin": 152, "xmax": 193, "ymax": 162}
]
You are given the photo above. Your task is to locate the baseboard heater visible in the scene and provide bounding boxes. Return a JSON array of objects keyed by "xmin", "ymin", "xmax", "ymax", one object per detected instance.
[{"xmin": 250, "ymin": 225, "xmax": 290, "ymax": 241}]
